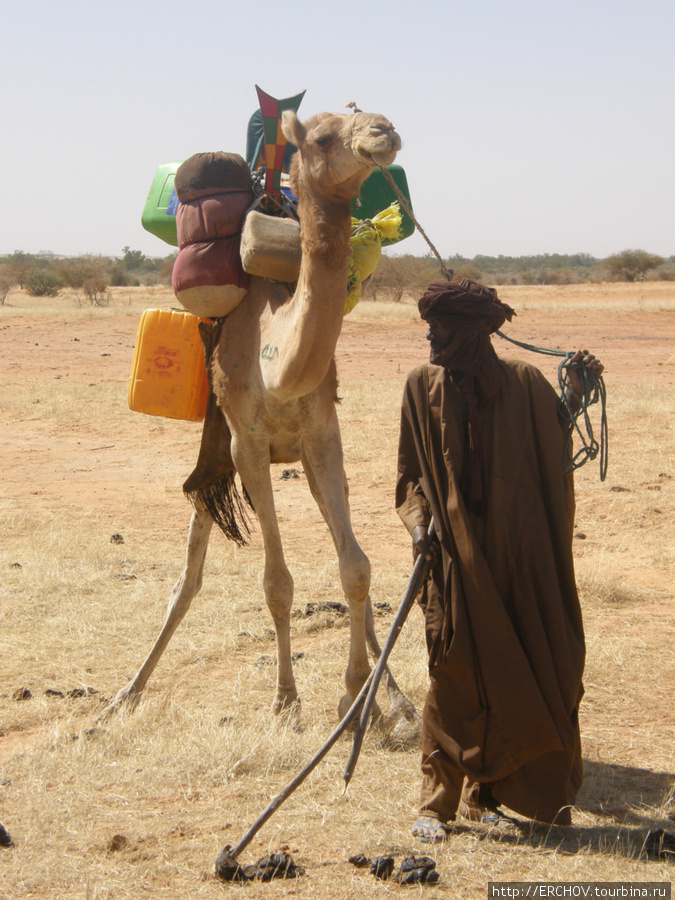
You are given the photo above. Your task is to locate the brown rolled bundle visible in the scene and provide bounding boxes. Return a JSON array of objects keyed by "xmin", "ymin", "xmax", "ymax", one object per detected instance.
[{"xmin": 172, "ymin": 152, "xmax": 254, "ymax": 318}]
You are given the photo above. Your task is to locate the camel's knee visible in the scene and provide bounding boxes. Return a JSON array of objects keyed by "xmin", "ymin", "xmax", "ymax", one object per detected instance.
[
  {"xmin": 264, "ymin": 566, "xmax": 294, "ymax": 620},
  {"xmin": 339, "ymin": 547, "xmax": 371, "ymax": 603}
]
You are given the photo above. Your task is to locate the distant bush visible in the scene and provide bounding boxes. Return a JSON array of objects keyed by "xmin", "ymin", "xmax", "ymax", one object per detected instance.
[
  {"xmin": 605, "ymin": 249, "xmax": 665, "ymax": 282},
  {"xmin": 25, "ymin": 268, "xmax": 63, "ymax": 297},
  {"xmin": 365, "ymin": 253, "xmax": 438, "ymax": 301},
  {"xmin": 656, "ymin": 265, "xmax": 675, "ymax": 281},
  {"xmin": 0, "ymin": 264, "xmax": 14, "ymax": 305},
  {"xmin": 57, "ymin": 255, "xmax": 111, "ymax": 305},
  {"xmin": 451, "ymin": 262, "xmax": 482, "ymax": 281},
  {"xmin": 83, "ymin": 279, "xmax": 111, "ymax": 306}
]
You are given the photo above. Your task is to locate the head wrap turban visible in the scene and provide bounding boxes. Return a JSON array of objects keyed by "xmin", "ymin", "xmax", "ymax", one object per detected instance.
[
  {"xmin": 418, "ymin": 277, "xmax": 516, "ymax": 514},
  {"xmin": 418, "ymin": 278, "xmax": 515, "ymax": 334}
]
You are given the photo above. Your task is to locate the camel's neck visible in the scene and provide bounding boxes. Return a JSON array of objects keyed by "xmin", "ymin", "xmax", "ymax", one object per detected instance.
[
  {"xmin": 297, "ymin": 191, "xmax": 351, "ymax": 272},
  {"xmin": 260, "ymin": 179, "xmax": 355, "ymax": 400}
]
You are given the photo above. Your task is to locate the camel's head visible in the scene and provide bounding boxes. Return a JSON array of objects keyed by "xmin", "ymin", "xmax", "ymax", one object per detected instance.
[{"xmin": 282, "ymin": 109, "xmax": 401, "ymax": 201}]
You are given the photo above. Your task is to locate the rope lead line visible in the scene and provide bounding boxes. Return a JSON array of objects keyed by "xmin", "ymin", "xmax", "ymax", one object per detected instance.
[
  {"xmin": 379, "ymin": 166, "xmax": 608, "ymax": 481},
  {"xmin": 377, "ymin": 166, "xmax": 452, "ymax": 280},
  {"xmin": 495, "ymin": 330, "xmax": 608, "ymax": 480},
  {"xmin": 557, "ymin": 354, "xmax": 608, "ymax": 481}
]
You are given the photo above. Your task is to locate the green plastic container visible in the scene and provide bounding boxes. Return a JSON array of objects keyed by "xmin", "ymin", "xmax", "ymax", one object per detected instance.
[
  {"xmin": 141, "ymin": 162, "xmax": 181, "ymax": 246},
  {"xmin": 141, "ymin": 160, "xmax": 415, "ymax": 248},
  {"xmin": 349, "ymin": 164, "xmax": 415, "ymax": 245}
]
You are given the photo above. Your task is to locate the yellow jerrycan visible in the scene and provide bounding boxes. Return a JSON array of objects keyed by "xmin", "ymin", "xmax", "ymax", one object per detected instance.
[{"xmin": 128, "ymin": 308, "xmax": 208, "ymax": 421}]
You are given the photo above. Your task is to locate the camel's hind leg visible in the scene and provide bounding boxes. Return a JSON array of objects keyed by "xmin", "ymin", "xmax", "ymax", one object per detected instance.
[
  {"xmin": 301, "ymin": 404, "xmax": 417, "ymax": 725},
  {"xmin": 97, "ymin": 506, "xmax": 213, "ymax": 720}
]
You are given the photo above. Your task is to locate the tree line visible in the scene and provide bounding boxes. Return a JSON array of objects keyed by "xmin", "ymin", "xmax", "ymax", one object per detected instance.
[
  {"xmin": 365, "ymin": 249, "xmax": 674, "ymax": 302},
  {"xmin": 0, "ymin": 248, "xmax": 176, "ymax": 305},
  {"xmin": 0, "ymin": 246, "xmax": 672, "ymax": 306}
]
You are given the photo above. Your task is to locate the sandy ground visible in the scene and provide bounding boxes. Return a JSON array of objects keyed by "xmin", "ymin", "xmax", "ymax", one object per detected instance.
[
  {"xmin": 3, "ymin": 292, "xmax": 673, "ymax": 758},
  {"xmin": 3, "ymin": 299, "xmax": 673, "ymax": 506},
  {"xmin": 0, "ymin": 287, "xmax": 673, "ymax": 897}
]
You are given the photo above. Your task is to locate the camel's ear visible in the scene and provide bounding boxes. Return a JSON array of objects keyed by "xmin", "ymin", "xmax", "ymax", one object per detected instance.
[{"xmin": 281, "ymin": 110, "xmax": 305, "ymax": 148}]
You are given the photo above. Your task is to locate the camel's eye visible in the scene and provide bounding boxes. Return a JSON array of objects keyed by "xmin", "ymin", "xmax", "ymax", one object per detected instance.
[{"xmin": 314, "ymin": 130, "xmax": 337, "ymax": 148}]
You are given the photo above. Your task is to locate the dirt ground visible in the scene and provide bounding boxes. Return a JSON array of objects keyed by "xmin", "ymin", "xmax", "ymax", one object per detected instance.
[
  {"xmin": 3, "ymin": 286, "xmax": 674, "ymax": 750},
  {"xmin": 0, "ymin": 284, "xmax": 674, "ymax": 898},
  {"xmin": 2, "ymin": 287, "xmax": 673, "ymax": 574}
]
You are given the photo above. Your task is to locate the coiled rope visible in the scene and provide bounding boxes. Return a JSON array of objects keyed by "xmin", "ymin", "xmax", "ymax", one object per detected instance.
[
  {"xmin": 494, "ymin": 331, "xmax": 608, "ymax": 480},
  {"xmin": 377, "ymin": 165, "xmax": 608, "ymax": 480}
]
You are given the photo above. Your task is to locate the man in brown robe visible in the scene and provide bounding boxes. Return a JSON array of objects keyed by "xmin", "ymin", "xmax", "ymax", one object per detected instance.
[{"xmin": 396, "ymin": 278, "xmax": 603, "ymax": 840}]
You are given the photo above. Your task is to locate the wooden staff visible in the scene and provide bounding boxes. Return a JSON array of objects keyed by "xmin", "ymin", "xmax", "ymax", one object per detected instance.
[
  {"xmin": 342, "ymin": 519, "xmax": 436, "ymax": 788},
  {"xmin": 224, "ymin": 669, "xmax": 375, "ymax": 860},
  {"xmin": 221, "ymin": 526, "xmax": 436, "ymax": 860}
]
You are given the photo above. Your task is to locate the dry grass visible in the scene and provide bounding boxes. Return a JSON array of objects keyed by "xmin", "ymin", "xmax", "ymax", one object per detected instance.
[
  {"xmin": 491, "ymin": 281, "xmax": 675, "ymax": 312},
  {"xmin": 1, "ymin": 285, "xmax": 673, "ymax": 898},
  {"xmin": 0, "ymin": 285, "xmax": 175, "ymax": 319}
]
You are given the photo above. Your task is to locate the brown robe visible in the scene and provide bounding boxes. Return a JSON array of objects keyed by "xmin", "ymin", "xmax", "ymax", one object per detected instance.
[{"xmin": 396, "ymin": 360, "xmax": 585, "ymax": 825}]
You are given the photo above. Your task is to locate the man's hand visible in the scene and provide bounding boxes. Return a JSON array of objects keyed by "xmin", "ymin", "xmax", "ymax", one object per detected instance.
[
  {"xmin": 565, "ymin": 349, "xmax": 604, "ymax": 410},
  {"xmin": 412, "ymin": 524, "xmax": 438, "ymax": 563}
]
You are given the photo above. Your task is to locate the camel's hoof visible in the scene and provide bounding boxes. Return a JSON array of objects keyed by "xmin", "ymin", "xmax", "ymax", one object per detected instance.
[
  {"xmin": 272, "ymin": 697, "xmax": 302, "ymax": 731},
  {"xmin": 375, "ymin": 699, "xmax": 421, "ymax": 749},
  {"xmin": 93, "ymin": 688, "xmax": 141, "ymax": 725},
  {"xmin": 338, "ymin": 692, "xmax": 381, "ymax": 727},
  {"xmin": 93, "ymin": 701, "xmax": 125, "ymax": 725}
]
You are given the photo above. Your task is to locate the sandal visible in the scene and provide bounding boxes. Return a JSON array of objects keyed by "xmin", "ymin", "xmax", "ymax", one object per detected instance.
[{"xmin": 411, "ymin": 816, "xmax": 449, "ymax": 843}]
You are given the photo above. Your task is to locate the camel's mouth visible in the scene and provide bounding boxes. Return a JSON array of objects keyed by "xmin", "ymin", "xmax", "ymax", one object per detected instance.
[
  {"xmin": 355, "ymin": 145, "xmax": 400, "ymax": 169},
  {"xmin": 370, "ymin": 147, "xmax": 400, "ymax": 167},
  {"xmin": 352, "ymin": 120, "xmax": 402, "ymax": 169}
]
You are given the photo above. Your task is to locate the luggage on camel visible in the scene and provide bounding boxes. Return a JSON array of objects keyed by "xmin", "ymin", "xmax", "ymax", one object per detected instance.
[
  {"xmin": 171, "ymin": 152, "xmax": 253, "ymax": 318},
  {"xmin": 133, "ymin": 87, "xmax": 416, "ymax": 422}
]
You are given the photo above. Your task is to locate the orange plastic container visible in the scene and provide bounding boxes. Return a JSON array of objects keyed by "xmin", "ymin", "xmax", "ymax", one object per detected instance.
[{"xmin": 128, "ymin": 309, "xmax": 208, "ymax": 421}]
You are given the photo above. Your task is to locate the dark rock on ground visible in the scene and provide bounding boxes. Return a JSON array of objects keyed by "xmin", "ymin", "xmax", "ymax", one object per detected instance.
[
  {"xmin": 370, "ymin": 855, "xmax": 395, "ymax": 879},
  {"xmin": 12, "ymin": 687, "xmax": 31, "ymax": 701},
  {"xmin": 393, "ymin": 854, "xmax": 440, "ymax": 884},
  {"xmin": 215, "ymin": 846, "xmax": 251, "ymax": 882},
  {"xmin": 106, "ymin": 834, "xmax": 129, "ymax": 852},
  {"xmin": 244, "ymin": 851, "xmax": 305, "ymax": 881},
  {"xmin": 297, "ymin": 600, "xmax": 348, "ymax": 617},
  {"xmin": 215, "ymin": 847, "xmax": 305, "ymax": 882}
]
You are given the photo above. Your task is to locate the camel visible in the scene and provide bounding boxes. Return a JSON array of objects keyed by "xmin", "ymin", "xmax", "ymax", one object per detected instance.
[{"xmin": 101, "ymin": 106, "xmax": 418, "ymax": 728}]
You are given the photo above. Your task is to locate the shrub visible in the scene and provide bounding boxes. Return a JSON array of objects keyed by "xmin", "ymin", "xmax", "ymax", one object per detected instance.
[
  {"xmin": 451, "ymin": 262, "xmax": 482, "ymax": 281},
  {"xmin": 0, "ymin": 265, "xmax": 14, "ymax": 305},
  {"xmin": 0, "ymin": 278, "xmax": 12, "ymax": 305},
  {"xmin": 605, "ymin": 249, "xmax": 664, "ymax": 282},
  {"xmin": 83, "ymin": 279, "xmax": 111, "ymax": 306},
  {"xmin": 25, "ymin": 268, "xmax": 63, "ymax": 297}
]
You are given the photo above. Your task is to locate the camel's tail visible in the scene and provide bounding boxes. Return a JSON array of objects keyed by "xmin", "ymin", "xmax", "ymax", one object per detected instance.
[{"xmin": 186, "ymin": 472, "xmax": 254, "ymax": 546}]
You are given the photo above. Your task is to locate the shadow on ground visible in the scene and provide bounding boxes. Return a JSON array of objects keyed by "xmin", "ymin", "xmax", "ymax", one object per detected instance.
[{"xmin": 457, "ymin": 760, "xmax": 674, "ymax": 860}]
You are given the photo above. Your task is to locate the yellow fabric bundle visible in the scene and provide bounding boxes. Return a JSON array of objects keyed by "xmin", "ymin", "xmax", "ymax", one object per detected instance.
[{"xmin": 344, "ymin": 203, "xmax": 402, "ymax": 315}]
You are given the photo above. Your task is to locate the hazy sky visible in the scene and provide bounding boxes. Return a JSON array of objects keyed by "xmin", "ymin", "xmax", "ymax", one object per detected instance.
[{"xmin": 2, "ymin": 0, "xmax": 673, "ymax": 261}]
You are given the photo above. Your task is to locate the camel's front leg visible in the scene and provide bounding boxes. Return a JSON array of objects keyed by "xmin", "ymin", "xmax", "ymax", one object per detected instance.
[
  {"xmin": 302, "ymin": 403, "xmax": 420, "ymax": 730},
  {"xmin": 300, "ymin": 407, "xmax": 373, "ymax": 718},
  {"xmin": 97, "ymin": 506, "xmax": 213, "ymax": 720},
  {"xmin": 230, "ymin": 435, "xmax": 297, "ymax": 714}
]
